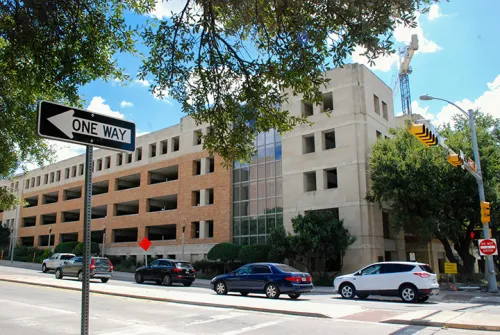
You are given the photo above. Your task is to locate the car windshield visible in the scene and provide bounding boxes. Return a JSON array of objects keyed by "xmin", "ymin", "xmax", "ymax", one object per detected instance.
[
  {"xmin": 94, "ymin": 258, "xmax": 110, "ymax": 266},
  {"xmin": 175, "ymin": 262, "xmax": 192, "ymax": 269},
  {"xmin": 60, "ymin": 255, "xmax": 74, "ymax": 260},
  {"xmin": 275, "ymin": 264, "xmax": 301, "ymax": 273}
]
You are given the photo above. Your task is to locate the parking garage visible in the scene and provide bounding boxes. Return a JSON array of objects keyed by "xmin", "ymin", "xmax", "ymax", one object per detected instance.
[
  {"xmin": 146, "ymin": 224, "xmax": 177, "ymax": 240},
  {"xmin": 61, "ymin": 209, "xmax": 80, "ymax": 223},
  {"xmin": 114, "ymin": 200, "xmax": 139, "ymax": 216},
  {"xmin": 25, "ymin": 196, "xmax": 38, "ymax": 207},
  {"xmin": 147, "ymin": 195, "xmax": 178, "ymax": 212},
  {"xmin": 38, "ymin": 234, "xmax": 55, "ymax": 247},
  {"xmin": 91, "ymin": 205, "xmax": 107, "ymax": 219},
  {"xmin": 115, "ymin": 174, "xmax": 141, "ymax": 191},
  {"xmin": 148, "ymin": 165, "xmax": 179, "ymax": 185},
  {"xmin": 42, "ymin": 192, "xmax": 59, "ymax": 204},
  {"xmin": 64, "ymin": 187, "xmax": 82, "ymax": 201},
  {"xmin": 60, "ymin": 233, "xmax": 78, "ymax": 243},
  {"xmin": 113, "ymin": 228, "xmax": 138, "ymax": 243},
  {"xmin": 21, "ymin": 236, "xmax": 34, "ymax": 246},
  {"xmin": 22, "ymin": 216, "xmax": 36, "ymax": 227},
  {"xmin": 41, "ymin": 213, "xmax": 57, "ymax": 225},
  {"xmin": 92, "ymin": 180, "xmax": 109, "ymax": 195}
]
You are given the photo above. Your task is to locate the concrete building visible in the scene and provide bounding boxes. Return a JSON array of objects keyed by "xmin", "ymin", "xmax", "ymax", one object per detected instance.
[{"xmin": 1, "ymin": 117, "xmax": 231, "ymax": 262}]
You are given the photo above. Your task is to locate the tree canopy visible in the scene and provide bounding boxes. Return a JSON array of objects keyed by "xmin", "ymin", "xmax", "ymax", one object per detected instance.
[{"xmin": 368, "ymin": 111, "xmax": 500, "ymax": 273}]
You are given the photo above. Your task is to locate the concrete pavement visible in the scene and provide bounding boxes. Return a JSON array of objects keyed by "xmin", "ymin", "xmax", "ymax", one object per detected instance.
[
  {"xmin": 1, "ymin": 265, "xmax": 500, "ymax": 331},
  {"xmin": 3, "ymin": 281, "xmax": 494, "ymax": 335}
]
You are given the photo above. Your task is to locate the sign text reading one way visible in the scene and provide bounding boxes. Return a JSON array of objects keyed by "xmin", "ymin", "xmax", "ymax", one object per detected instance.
[{"xmin": 48, "ymin": 110, "xmax": 132, "ymax": 144}]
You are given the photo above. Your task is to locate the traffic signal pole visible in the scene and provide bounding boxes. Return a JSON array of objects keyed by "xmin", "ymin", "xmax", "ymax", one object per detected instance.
[{"xmin": 468, "ymin": 110, "xmax": 498, "ymax": 293}]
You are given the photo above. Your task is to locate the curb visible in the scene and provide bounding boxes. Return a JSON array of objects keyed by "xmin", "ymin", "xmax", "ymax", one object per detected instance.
[
  {"xmin": 383, "ymin": 319, "xmax": 500, "ymax": 332},
  {"xmin": 0, "ymin": 278, "xmax": 329, "ymax": 319}
]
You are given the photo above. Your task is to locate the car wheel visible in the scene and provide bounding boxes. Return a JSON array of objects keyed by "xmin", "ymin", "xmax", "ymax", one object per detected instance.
[
  {"xmin": 55, "ymin": 269, "xmax": 63, "ymax": 279},
  {"xmin": 183, "ymin": 282, "xmax": 192, "ymax": 287},
  {"xmin": 265, "ymin": 283, "xmax": 280, "ymax": 299},
  {"xmin": 78, "ymin": 271, "xmax": 83, "ymax": 281},
  {"xmin": 418, "ymin": 296, "xmax": 430, "ymax": 303},
  {"xmin": 101, "ymin": 278, "xmax": 109, "ymax": 283},
  {"xmin": 135, "ymin": 272, "xmax": 144, "ymax": 284},
  {"xmin": 215, "ymin": 281, "xmax": 228, "ymax": 295},
  {"xmin": 357, "ymin": 294, "xmax": 369, "ymax": 300},
  {"xmin": 400, "ymin": 285, "xmax": 418, "ymax": 303},
  {"xmin": 288, "ymin": 293, "xmax": 301, "ymax": 300},
  {"xmin": 162, "ymin": 275, "xmax": 172, "ymax": 286},
  {"xmin": 339, "ymin": 283, "xmax": 356, "ymax": 299},
  {"xmin": 42, "ymin": 264, "xmax": 48, "ymax": 273},
  {"xmin": 240, "ymin": 292, "xmax": 249, "ymax": 296}
]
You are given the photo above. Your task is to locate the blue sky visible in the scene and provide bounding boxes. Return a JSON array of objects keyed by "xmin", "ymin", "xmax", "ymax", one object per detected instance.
[{"xmin": 47, "ymin": 1, "xmax": 500, "ymax": 164}]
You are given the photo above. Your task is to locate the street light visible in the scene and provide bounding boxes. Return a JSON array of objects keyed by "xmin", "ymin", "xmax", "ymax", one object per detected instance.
[
  {"xmin": 48, "ymin": 227, "xmax": 52, "ymax": 250},
  {"xmin": 420, "ymin": 94, "xmax": 499, "ymax": 293},
  {"xmin": 102, "ymin": 224, "xmax": 106, "ymax": 257},
  {"xmin": 181, "ymin": 223, "xmax": 186, "ymax": 261}
]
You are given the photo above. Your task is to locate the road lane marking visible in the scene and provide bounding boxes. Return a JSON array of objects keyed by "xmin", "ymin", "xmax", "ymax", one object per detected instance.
[
  {"xmin": 222, "ymin": 320, "xmax": 284, "ymax": 335},
  {"xmin": 0, "ymin": 298, "xmax": 76, "ymax": 314},
  {"xmin": 185, "ymin": 312, "xmax": 247, "ymax": 326}
]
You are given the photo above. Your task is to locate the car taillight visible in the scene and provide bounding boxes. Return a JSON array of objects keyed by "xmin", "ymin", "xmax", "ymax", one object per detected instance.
[
  {"xmin": 90, "ymin": 259, "xmax": 95, "ymax": 271},
  {"xmin": 285, "ymin": 276, "xmax": 302, "ymax": 283},
  {"xmin": 414, "ymin": 272, "xmax": 431, "ymax": 278},
  {"xmin": 306, "ymin": 276, "xmax": 312, "ymax": 282},
  {"xmin": 173, "ymin": 267, "xmax": 182, "ymax": 273},
  {"xmin": 109, "ymin": 261, "xmax": 114, "ymax": 272}
]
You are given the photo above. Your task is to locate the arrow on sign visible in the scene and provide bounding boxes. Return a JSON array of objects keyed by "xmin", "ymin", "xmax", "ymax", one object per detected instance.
[{"xmin": 48, "ymin": 110, "xmax": 132, "ymax": 144}]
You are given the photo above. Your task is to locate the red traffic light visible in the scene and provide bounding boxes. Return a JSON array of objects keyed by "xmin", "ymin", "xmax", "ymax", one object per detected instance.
[{"xmin": 470, "ymin": 231, "xmax": 475, "ymax": 239}]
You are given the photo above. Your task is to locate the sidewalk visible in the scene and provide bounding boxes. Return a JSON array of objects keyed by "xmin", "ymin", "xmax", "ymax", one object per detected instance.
[{"xmin": 1, "ymin": 269, "xmax": 500, "ymax": 331}]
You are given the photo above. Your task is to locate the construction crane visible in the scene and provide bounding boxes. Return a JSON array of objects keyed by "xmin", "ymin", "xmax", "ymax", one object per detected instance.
[{"xmin": 391, "ymin": 34, "xmax": 419, "ymax": 115}]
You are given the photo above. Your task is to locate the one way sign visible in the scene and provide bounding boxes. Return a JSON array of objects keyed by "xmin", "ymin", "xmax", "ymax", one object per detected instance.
[{"xmin": 38, "ymin": 101, "xmax": 136, "ymax": 152}]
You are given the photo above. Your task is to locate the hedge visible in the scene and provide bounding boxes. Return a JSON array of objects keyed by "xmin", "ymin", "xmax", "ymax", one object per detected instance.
[
  {"xmin": 237, "ymin": 244, "xmax": 271, "ymax": 264},
  {"xmin": 54, "ymin": 241, "xmax": 79, "ymax": 253},
  {"xmin": 72, "ymin": 242, "xmax": 100, "ymax": 256}
]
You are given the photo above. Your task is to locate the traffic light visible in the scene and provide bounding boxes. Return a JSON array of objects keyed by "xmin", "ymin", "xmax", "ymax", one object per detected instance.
[
  {"xmin": 480, "ymin": 201, "xmax": 491, "ymax": 224},
  {"xmin": 447, "ymin": 153, "xmax": 463, "ymax": 167},
  {"xmin": 408, "ymin": 123, "xmax": 438, "ymax": 147}
]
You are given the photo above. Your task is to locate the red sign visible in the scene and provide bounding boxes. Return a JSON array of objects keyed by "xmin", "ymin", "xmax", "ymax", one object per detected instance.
[
  {"xmin": 478, "ymin": 239, "xmax": 498, "ymax": 256},
  {"xmin": 139, "ymin": 237, "xmax": 152, "ymax": 251}
]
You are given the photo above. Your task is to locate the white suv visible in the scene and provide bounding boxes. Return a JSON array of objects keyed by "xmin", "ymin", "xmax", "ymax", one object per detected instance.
[
  {"xmin": 333, "ymin": 261, "xmax": 439, "ymax": 303},
  {"xmin": 42, "ymin": 253, "xmax": 76, "ymax": 273}
]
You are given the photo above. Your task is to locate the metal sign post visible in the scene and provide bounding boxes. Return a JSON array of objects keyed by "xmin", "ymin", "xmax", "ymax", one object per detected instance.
[
  {"xmin": 36, "ymin": 100, "xmax": 135, "ymax": 335},
  {"xmin": 81, "ymin": 146, "xmax": 93, "ymax": 335}
]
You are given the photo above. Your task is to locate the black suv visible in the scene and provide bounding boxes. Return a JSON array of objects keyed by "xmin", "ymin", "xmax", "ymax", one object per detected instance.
[{"xmin": 134, "ymin": 259, "xmax": 196, "ymax": 286}]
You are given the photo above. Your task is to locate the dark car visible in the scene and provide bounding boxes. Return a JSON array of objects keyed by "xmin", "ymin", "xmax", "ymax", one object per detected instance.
[
  {"xmin": 55, "ymin": 256, "xmax": 113, "ymax": 283},
  {"xmin": 134, "ymin": 259, "xmax": 196, "ymax": 286},
  {"xmin": 210, "ymin": 263, "xmax": 313, "ymax": 299}
]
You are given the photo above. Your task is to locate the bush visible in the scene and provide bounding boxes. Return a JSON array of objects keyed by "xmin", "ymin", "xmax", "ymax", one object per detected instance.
[
  {"xmin": 238, "ymin": 244, "xmax": 271, "ymax": 264},
  {"xmin": 71, "ymin": 242, "xmax": 100, "ymax": 256},
  {"xmin": 192, "ymin": 259, "xmax": 225, "ymax": 274},
  {"xmin": 207, "ymin": 243, "xmax": 241, "ymax": 262},
  {"xmin": 54, "ymin": 241, "xmax": 79, "ymax": 253},
  {"xmin": 267, "ymin": 247, "xmax": 285, "ymax": 263},
  {"xmin": 13, "ymin": 246, "xmax": 45, "ymax": 263}
]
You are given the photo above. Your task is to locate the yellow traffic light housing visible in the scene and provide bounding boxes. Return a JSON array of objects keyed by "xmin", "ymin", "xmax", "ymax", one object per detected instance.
[
  {"xmin": 480, "ymin": 201, "xmax": 491, "ymax": 224},
  {"xmin": 408, "ymin": 123, "xmax": 438, "ymax": 147},
  {"xmin": 447, "ymin": 153, "xmax": 463, "ymax": 167}
]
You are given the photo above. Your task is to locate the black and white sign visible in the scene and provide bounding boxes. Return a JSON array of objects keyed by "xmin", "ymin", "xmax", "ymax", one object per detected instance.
[{"xmin": 38, "ymin": 100, "xmax": 136, "ymax": 152}]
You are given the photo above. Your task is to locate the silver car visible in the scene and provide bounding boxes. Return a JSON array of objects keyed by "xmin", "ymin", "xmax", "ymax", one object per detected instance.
[{"xmin": 42, "ymin": 253, "xmax": 76, "ymax": 273}]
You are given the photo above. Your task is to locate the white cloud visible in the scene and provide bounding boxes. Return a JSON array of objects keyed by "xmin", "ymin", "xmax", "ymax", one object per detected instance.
[
  {"xmin": 419, "ymin": 74, "xmax": 500, "ymax": 128},
  {"xmin": 137, "ymin": 131, "xmax": 151, "ymax": 137},
  {"xmin": 150, "ymin": 0, "xmax": 200, "ymax": 19},
  {"xmin": 120, "ymin": 100, "xmax": 133, "ymax": 108},
  {"xmin": 353, "ymin": 12, "xmax": 440, "ymax": 72},
  {"xmin": 428, "ymin": 4, "xmax": 442, "ymax": 20},
  {"xmin": 135, "ymin": 79, "xmax": 150, "ymax": 87},
  {"xmin": 87, "ymin": 96, "xmax": 124, "ymax": 119},
  {"xmin": 152, "ymin": 86, "xmax": 173, "ymax": 104}
]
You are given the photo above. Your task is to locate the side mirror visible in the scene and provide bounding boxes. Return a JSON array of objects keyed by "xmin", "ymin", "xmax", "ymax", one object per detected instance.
[
  {"xmin": 231, "ymin": 271, "xmax": 236, "ymax": 276},
  {"xmin": 63, "ymin": 261, "xmax": 68, "ymax": 265}
]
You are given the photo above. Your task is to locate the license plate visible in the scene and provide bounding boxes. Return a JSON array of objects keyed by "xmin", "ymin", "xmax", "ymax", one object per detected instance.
[{"xmin": 301, "ymin": 277, "xmax": 306, "ymax": 282}]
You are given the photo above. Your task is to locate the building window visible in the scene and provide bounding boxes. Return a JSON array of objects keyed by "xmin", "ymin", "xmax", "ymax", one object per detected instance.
[
  {"xmin": 302, "ymin": 134, "xmax": 315, "ymax": 154},
  {"xmin": 79, "ymin": 164, "xmax": 84, "ymax": 176},
  {"xmin": 193, "ymin": 130, "xmax": 202, "ymax": 146},
  {"xmin": 44, "ymin": 174, "xmax": 49, "ymax": 185},
  {"xmin": 56, "ymin": 171, "xmax": 61, "ymax": 182},
  {"xmin": 25, "ymin": 180, "xmax": 30, "ymax": 189},
  {"xmin": 207, "ymin": 126, "xmax": 215, "ymax": 136},
  {"xmin": 374, "ymin": 95, "xmax": 380, "ymax": 115},
  {"xmin": 206, "ymin": 220, "xmax": 214, "ymax": 238},
  {"xmin": 376, "ymin": 131, "xmax": 382, "ymax": 140},
  {"xmin": 207, "ymin": 157, "xmax": 215, "ymax": 173},
  {"xmin": 105, "ymin": 156, "xmax": 111, "ymax": 169},
  {"xmin": 324, "ymin": 168, "xmax": 338, "ymax": 189},
  {"xmin": 160, "ymin": 140, "xmax": 168, "ymax": 155},
  {"xmin": 50, "ymin": 172, "xmax": 55, "ymax": 183},
  {"xmin": 192, "ymin": 190, "xmax": 201, "ymax": 206},
  {"xmin": 65, "ymin": 168, "xmax": 70, "ymax": 179},
  {"xmin": 323, "ymin": 130, "xmax": 336, "ymax": 150},
  {"xmin": 382, "ymin": 101, "xmax": 388, "ymax": 120},
  {"xmin": 31, "ymin": 178, "xmax": 35, "ymax": 187},
  {"xmin": 36, "ymin": 176, "xmax": 41, "ymax": 186},
  {"xmin": 116, "ymin": 153, "xmax": 123, "ymax": 166},
  {"xmin": 135, "ymin": 147, "xmax": 142, "ymax": 161},
  {"xmin": 301, "ymin": 100, "xmax": 313, "ymax": 117},
  {"xmin": 96, "ymin": 159, "xmax": 103, "ymax": 171},
  {"xmin": 304, "ymin": 171, "xmax": 316, "ymax": 192},
  {"xmin": 322, "ymin": 92, "xmax": 333, "ymax": 112},
  {"xmin": 191, "ymin": 222, "xmax": 200, "ymax": 239},
  {"xmin": 207, "ymin": 188, "xmax": 214, "ymax": 205},
  {"xmin": 193, "ymin": 160, "xmax": 201, "ymax": 176},
  {"xmin": 127, "ymin": 153, "xmax": 132, "ymax": 164},
  {"xmin": 383, "ymin": 211, "xmax": 390, "ymax": 239},
  {"xmin": 172, "ymin": 136, "xmax": 180, "ymax": 152},
  {"xmin": 149, "ymin": 143, "xmax": 157, "ymax": 158}
]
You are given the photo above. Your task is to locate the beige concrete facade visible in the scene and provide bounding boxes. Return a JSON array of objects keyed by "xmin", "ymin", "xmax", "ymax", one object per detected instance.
[
  {"xmin": 1, "ymin": 116, "xmax": 232, "ymax": 262},
  {"xmin": 280, "ymin": 64, "xmax": 406, "ymax": 274}
]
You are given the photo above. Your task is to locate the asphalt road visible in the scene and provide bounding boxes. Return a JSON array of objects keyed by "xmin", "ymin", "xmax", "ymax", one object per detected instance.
[
  {"xmin": 0, "ymin": 280, "xmax": 495, "ymax": 335},
  {"xmin": 2, "ymin": 263, "xmax": 500, "ymax": 316}
]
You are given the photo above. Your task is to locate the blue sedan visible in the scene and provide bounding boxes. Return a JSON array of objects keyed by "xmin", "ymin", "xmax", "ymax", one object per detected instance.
[{"xmin": 210, "ymin": 263, "xmax": 313, "ymax": 299}]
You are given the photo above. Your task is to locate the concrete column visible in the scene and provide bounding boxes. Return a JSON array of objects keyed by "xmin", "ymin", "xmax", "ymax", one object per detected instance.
[
  {"xmin": 201, "ymin": 157, "xmax": 208, "ymax": 175},
  {"xmin": 316, "ymin": 169, "xmax": 325, "ymax": 191},
  {"xmin": 200, "ymin": 189, "xmax": 207, "ymax": 206},
  {"xmin": 199, "ymin": 220, "xmax": 206, "ymax": 239},
  {"xmin": 315, "ymin": 131, "xmax": 323, "ymax": 152}
]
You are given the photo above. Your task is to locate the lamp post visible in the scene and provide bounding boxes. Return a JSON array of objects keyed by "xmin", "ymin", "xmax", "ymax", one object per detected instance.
[
  {"xmin": 102, "ymin": 224, "xmax": 106, "ymax": 257},
  {"xmin": 181, "ymin": 223, "xmax": 186, "ymax": 261},
  {"xmin": 48, "ymin": 227, "xmax": 52, "ymax": 250},
  {"xmin": 420, "ymin": 94, "xmax": 498, "ymax": 293}
]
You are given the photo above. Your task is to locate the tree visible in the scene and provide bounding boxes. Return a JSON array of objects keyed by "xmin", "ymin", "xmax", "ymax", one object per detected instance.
[
  {"xmin": 291, "ymin": 210, "xmax": 356, "ymax": 275},
  {"xmin": 237, "ymin": 244, "xmax": 271, "ymax": 263},
  {"xmin": 54, "ymin": 241, "xmax": 79, "ymax": 254},
  {"xmin": 0, "ymin": 224, "xmax": 10, "ymax": 247},
  {"xmin": 140, "ymin": 0, "xmax": 439, "ymax": 166},
  {"xmin": 0, "ymin": 0, "xmax": 155, "ymax": 209},
  {"xmin": 207, "ymin": 242, "xmax": 242, "ymax": 272},
  {"xmin": 72, "ymin": 242, "xmax": 100, "ymax": 256},
  {"xmin": 267, "ymin": 223, "xmax": 297, "ymax": 264},
  {"xmin": 368, "ymin": 112, "xmax": 500, "ymax": 274}
]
